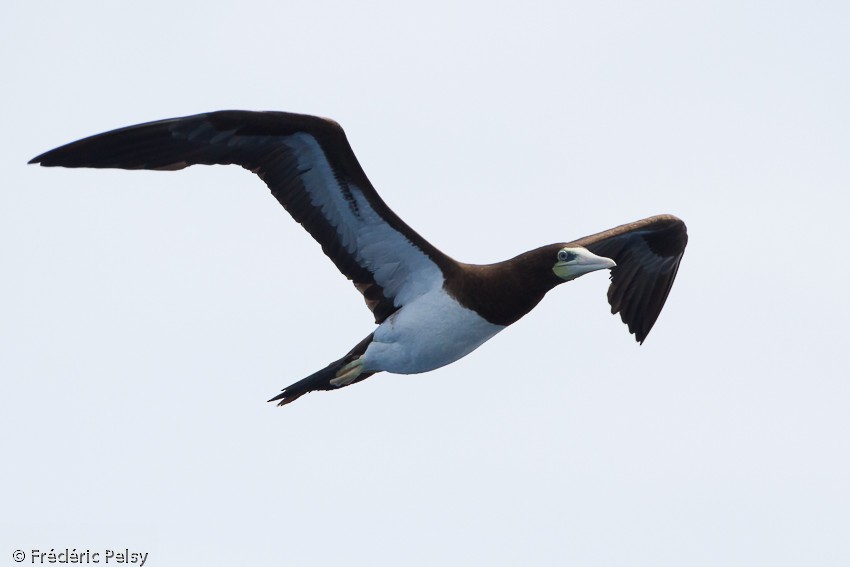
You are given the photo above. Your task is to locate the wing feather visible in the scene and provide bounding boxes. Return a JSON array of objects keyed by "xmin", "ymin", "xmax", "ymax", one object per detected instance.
[
  {"xmin": 570, "ymin": 215, "xmax": 687, "ymax": 343},
  {"xmin": 30, "ymin": 110, "xmax": 456, "ymax": 323}
]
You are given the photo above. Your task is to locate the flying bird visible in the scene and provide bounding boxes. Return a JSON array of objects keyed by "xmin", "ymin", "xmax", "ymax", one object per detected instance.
[{"xmin": 30, "ymin": 111, "xmax": 687, "ymax": 405}]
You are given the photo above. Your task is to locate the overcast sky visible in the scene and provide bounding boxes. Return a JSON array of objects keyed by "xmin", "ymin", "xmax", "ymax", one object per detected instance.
[{"xmin": 2, "ymin": 1, "xmax": 849, "ymax": 566}]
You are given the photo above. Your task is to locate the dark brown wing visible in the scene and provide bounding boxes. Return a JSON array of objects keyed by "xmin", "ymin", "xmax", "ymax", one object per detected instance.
[
  {"xmin": 570, "ymin": 214, "xmax": 687, "ymax": 343},
  {"xmin": 29, "ymin": 111, "xmax": 457, "ymax": 323}
]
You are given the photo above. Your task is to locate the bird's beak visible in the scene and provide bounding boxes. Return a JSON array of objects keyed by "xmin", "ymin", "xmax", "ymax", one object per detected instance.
[
  {"xmin": 587, "ymin": 251, "xmax": 617, "ymax": 271},
  {"xmin": 553, "ymin": 249, "xmax": 616, "ymax": 281}
]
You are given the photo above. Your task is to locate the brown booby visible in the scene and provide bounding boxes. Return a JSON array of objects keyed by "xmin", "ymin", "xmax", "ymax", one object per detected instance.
[{"xmin": 29, "ymin": 111, "xmax": 687, "ymax": 406}]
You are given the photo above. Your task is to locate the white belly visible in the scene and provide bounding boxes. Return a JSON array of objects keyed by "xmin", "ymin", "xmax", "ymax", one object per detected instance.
[{"xmin": 362, "ymin": 287, "xmax": 505, "ymax": 374}]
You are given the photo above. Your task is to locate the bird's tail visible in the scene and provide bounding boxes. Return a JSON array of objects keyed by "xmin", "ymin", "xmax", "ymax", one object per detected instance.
[{"xmin": 268, "ymin": 334, "xmax": 376, "ymax": 406}]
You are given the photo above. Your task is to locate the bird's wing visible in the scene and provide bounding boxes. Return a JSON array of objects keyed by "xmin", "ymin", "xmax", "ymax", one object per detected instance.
[
  {"xmin": 30, "ymin": 111, "xmax": 456, "ymax": 323},
  {"xmin": 570, "ymin": 214, "xmax": 687, "ymax": 343}
]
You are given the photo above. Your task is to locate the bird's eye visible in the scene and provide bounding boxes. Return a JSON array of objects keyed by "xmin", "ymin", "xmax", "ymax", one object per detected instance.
[{"xmin": 558, "ymin": 250, "xmax": 576, "ymax": 262}]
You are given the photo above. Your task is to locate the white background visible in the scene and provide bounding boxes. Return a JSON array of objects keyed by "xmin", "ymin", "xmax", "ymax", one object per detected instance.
[{"xmin": 2, "ymin": 1, "xmax": 848, "ymax": 565}]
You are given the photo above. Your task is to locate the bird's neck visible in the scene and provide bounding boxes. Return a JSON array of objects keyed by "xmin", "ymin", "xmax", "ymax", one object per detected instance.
[{"xmin": 445, "ymin": 246, "xmax": 564, "ymax": 326}]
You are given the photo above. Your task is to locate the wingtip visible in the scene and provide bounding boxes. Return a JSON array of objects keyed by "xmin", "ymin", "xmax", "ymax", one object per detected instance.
[{"xmin": 28, "ymin": 149, "xmax": 63, "ymax": 166}]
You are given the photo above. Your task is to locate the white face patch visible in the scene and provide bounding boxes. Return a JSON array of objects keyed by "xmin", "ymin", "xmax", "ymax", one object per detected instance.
[
  {"xmin": 553, "ymin": 247, "xmax": 616, "ymax": 281},
  {"xmin": 285, "ymin": 133, "xmax": 443, "ymax": 306}
]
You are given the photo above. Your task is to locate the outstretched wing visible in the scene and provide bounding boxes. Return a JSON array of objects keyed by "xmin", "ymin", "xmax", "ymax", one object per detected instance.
[
  {"xmin": 30, "ymin": 111, "xmax": 456, "ymax": 323},
  {"xmin": 570, "ymin": 214, "xmax": 687, "ymax": 343}
]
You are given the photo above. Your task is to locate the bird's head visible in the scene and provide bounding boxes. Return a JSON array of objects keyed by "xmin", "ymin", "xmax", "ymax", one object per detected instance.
[{"xmin": 552, "ymin": 246, "xmax": 616, "ymax": 282}]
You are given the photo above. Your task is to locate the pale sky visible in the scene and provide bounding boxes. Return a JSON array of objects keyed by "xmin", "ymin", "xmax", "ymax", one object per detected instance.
[{"xmin": 2, "ymin": 1, "xmax": 849, "ymax": 566}]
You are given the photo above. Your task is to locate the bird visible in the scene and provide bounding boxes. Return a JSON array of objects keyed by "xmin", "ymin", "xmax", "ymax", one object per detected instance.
[{"xmin": 29, "ymin": 110, "xmax": 688, "ymax": 406}]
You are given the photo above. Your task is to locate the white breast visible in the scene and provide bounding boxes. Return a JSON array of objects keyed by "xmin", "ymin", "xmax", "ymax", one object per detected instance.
[{"xmin": 362, "ymin": 285, "xmax": 506, "ymax": 375}]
